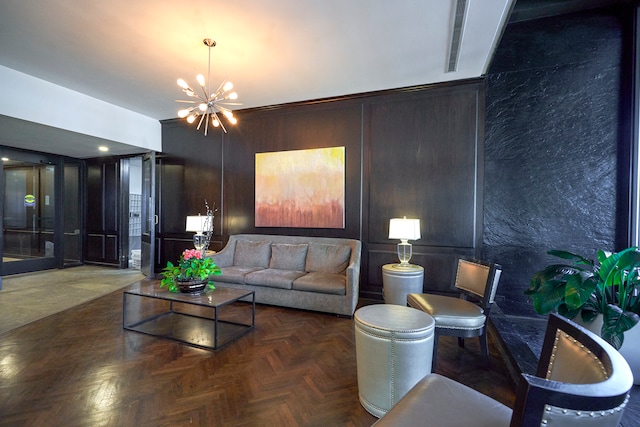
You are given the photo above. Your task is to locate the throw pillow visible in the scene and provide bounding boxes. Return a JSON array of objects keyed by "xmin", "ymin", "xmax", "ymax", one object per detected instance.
[
  {"xmin": 233, "ymin": 240, "xmax": 271, "ymax": 268},
  {"xmin": 305, "ymin": 242, "xmax": 351, "ymax": 274},
  {"xmin": 269, "ymin": 243, "xmax": 308, "ymax": 271}
]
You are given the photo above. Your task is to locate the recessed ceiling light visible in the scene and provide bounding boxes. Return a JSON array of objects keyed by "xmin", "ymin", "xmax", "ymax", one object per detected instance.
[
  {"xmin": 98, "ymin": 146, "xmax": 109, "ymax": 152},
  {"xmin": 1, "ymin": 157, "xmax": 9, "ymax": 161}
]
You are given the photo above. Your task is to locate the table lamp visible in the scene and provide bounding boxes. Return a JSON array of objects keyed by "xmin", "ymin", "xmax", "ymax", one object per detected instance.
[
  {"xmin": 186, "ymin": 215, "xmax": 207, "ymax": 251},
  {"xmin": 388, "ymin": 217, "xmax": 421, "ymax": 267}
]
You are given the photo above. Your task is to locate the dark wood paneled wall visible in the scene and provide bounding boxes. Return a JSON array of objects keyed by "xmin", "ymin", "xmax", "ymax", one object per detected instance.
[{"xmin": 161, "ymin": 80, "xmax": 485, "ymax": 299}]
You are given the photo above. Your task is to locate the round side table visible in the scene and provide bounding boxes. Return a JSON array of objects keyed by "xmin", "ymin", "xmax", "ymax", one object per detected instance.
[{"xmin": 382, "ymin": 263, "xmax": 424, "ymax": 305}]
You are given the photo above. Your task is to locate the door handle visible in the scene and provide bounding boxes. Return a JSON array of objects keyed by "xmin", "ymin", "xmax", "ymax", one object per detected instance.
[{"xmin": 154, "ymin": 215, "xmax": 159, "ymax": 225}]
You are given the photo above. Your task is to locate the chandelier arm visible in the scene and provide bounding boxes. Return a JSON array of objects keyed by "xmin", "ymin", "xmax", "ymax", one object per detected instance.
[
  {"xmin": 213, "ymin": 111, "xmax": 227, "ymax": 133},
  {"xmin": 196, "ymin": 112, "xmax": 206, "ymax": 130},
  {"xmin": 204, "ymin": 112, "xmax": 210, "ymax": 136},
  {"xmin": 216, "ymin": 114, "xmax": 227, "ymax": 133}
]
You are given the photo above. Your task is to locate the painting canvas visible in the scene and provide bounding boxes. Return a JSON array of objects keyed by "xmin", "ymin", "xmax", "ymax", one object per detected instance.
[{"xmin": 255, "ymin": 147, "xmax": 345, "ymax": 228}]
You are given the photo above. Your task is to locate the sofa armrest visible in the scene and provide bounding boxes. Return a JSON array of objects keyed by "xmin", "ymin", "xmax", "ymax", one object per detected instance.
[
  {"xmin": 344, "ymin": 241, "xmax": 362, "ymax": 313},
  {"xmin": 207, "ymin": 237, "xmax": 236, "ymax": 268}
]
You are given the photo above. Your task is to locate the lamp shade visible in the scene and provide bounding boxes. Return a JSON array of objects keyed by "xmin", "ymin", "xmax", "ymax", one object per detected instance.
[
  {"xmin": 388, "ymin": 218, "xmax": 421, "ymax": 241},
  {"xmin": 185, "ymin": 215, "xmax": 206, "ymax": 233}
]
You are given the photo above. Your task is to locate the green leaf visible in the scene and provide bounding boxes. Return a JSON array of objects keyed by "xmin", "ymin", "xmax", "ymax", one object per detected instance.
[
  {"xmin": 548, "ymin": 250, "xmax": 594, "ymax": 267},
  {"xmin": 531, "ymin": 280, "xmax": 565, "ymax": 314},
  {"xmin": 565, "ymin": 274, "xmax": 597, "ymax": 309},
  {"xmin": 601, "ymin": 304, "xmax": 640, "ymax": 350}
]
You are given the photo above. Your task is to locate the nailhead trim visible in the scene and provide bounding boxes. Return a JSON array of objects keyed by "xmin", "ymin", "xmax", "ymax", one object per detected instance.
[{"xmin": 540, "ymin": 394, "xmax": 629, "ymax": 423}]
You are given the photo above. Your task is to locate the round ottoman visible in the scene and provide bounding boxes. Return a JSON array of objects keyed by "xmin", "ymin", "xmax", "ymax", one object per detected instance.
[{"xmin": 354, "ymin": 304, "xmax": 435, "ymax": 418}]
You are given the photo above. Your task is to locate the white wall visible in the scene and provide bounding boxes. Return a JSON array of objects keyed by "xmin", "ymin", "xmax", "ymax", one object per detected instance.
[{"xmin": 0, "ymin": 65, "xmax": 161, "ymax": 152}]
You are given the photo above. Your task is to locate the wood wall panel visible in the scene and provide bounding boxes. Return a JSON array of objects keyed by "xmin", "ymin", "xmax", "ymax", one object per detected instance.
[
  {"xmin": 368, "ymin": 86, "xmax": 481, "ymax": 248},
  {"xmin": 157, "ymin": 122, "xmax": 224, "ymax": 271},
  {"xmin": 225, "ymin": 102, "xmax": 363, "ymax": 238},
  {"xmin": 161, "ymin": 80, "xmax": 485, "ymax": 299}
]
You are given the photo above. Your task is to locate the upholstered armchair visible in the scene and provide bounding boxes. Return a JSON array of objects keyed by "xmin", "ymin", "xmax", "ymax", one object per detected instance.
[
  {"xmin": 407, "ymin": 258, "xmax": 502, "ymax": 370},
  {"xmin": 371, "ymin": 313, "xmax": 633, "ymax": 426}
]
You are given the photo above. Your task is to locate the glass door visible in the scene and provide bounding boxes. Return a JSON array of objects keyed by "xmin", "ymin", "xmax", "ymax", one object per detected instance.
[{"xmin": 2, "ymin": 151, "xmax": 59, "ymax": 275}]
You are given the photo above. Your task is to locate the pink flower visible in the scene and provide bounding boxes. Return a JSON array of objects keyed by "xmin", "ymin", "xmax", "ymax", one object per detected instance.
[{"xmin": 182, "ymin": 249, "xmax": 202, "ymax": 260}]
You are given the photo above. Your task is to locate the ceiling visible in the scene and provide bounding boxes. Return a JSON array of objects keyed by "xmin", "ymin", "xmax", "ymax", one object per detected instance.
[{"xmin": 0, "ymin": 0, "xmax": 625, "ymax": 159}]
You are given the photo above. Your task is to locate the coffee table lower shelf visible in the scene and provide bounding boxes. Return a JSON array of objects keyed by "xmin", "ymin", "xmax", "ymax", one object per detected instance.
[{"xmin": 123, "ymin": 285, "xmax": 255, "ymax": 351}]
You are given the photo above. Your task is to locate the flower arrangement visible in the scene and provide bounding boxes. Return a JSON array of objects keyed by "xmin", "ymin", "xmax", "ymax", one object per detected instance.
[{"xmin": 160, "ymin": 249, "xmax": 221, "ymax": 293}]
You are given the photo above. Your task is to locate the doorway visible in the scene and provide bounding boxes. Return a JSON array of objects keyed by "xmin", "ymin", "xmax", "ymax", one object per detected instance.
[
  {"xmin": 2, "ymin": 151, "xmax": 60, "ymax": 275},
  {"xmin": 128, "ymin": 156, "xmax": 142, "ymax": 269}
]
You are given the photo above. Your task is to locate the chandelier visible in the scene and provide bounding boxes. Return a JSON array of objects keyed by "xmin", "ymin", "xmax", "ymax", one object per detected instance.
[{"xmin": 176, "ymin": 38, "xmax": 239, "ymax": 135}]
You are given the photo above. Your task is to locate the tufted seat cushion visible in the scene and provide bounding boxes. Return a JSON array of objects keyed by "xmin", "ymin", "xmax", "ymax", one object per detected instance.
[
  {"xmin": 245, "ymin": 269, "xmax": 306, "ymax": 289},
  {"xmin": 407, "ymin": 293, "xmax": 485, "ymax": 329}
]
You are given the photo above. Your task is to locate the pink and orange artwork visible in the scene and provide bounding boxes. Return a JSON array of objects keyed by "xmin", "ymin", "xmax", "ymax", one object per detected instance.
[{"xmin": 255, "ymin": 147, "xmax": 345, "ymax": 228}]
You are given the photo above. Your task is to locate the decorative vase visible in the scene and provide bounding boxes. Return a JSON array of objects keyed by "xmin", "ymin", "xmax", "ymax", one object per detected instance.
[
  {"xmin": 572, "ymin": 314, "xmax": 640, "ymax": 385},
  {"xmin": 176, "ymin": 278, "xmax": 207, "ymax": 294}
]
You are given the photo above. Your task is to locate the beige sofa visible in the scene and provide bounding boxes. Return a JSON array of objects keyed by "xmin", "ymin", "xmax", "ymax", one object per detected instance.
[{"xmin": 207, "ymin": 234, "xmax": 361, "ymax": 316}]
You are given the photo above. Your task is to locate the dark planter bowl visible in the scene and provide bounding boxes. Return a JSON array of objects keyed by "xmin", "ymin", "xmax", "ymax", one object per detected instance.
[{"xmin": 177, "ymin": 279, "xmax": 207, "ymax": 294}]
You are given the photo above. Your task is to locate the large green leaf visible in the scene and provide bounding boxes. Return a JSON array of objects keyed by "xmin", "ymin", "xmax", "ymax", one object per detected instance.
[
  {"xmin": 601, "ymin": 304, "xmax": 640, "ymax": 350},
  {"xmin": 565, "ymin": 274, "xmax": 597, "ymax": 309},
  {"xmin": 532, "ymin": 279, "xmax": 566, "ymax": 314},
  {"xmin": 548, "ymin": 250, "xmax": 594, "ymax": 267},
  {"xmin": 557, "ymin": 303, "xmax": 581, "ymax": 320}
]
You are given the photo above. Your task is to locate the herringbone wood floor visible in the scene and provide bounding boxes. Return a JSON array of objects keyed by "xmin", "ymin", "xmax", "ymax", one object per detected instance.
[{"xmin": 0, "ymin": 279, "xmax": 515, "ymax": 426}]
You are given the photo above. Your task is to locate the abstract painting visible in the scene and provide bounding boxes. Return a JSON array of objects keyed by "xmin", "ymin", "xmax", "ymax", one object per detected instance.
[{"xmin": 255, "ymin": 147, "xmax": 345, "ymax": 228}]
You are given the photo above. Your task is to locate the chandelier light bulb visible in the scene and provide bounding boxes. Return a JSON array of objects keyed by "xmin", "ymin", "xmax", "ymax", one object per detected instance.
[
  {"xmin": 222, "ymin": 110, "xmax": 233, "ymax": 119},
  {"xmin": 187, "ymin": 115, "xmax": 196, "ymax": 124},
  {"xmin": 212, "ymin": 117, "xmax": 220, "ymax": 127},
  {"xmin": 227, "ymin": 92, "xmax": 238, "ymax": 100},
  {"xmin": 178, "ymin": 109, "xmax": 190, "ymax": 118},
  {"xmin": 199, "ymin": 103, "xmax": 208, "ymax": 112},
  {"xmin": 196, "ymin": 74, "xmax": 205, "ymax": 87},
  {"xmin": 223, "ymin": 81, "xmax": 234, "ymax": 92},
  {"xmin": 229, "ymin": 116, "xmax": 238, "ymax": 125},
  {"xmin": 177, "ymin": 78, "xmax": 189, "ymax": 89}
]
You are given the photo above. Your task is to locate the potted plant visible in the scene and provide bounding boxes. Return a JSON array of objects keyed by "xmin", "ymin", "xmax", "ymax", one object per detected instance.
[
  {"xmin": 160, "ymin": 248, "xmax": 221, "ymax": 293},
  {"xmin": 526, "ymin": 247, "xmax": 640, "ymax": 350}
]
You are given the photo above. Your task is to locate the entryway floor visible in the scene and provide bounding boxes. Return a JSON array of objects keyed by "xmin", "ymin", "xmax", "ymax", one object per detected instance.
[{"xmin": 0, "ymin": 265, "xmax": 145, "ymax": 334}]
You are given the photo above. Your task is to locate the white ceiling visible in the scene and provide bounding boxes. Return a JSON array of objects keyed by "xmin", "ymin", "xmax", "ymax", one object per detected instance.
[{"xmin": 0, "ymin": 0, "xmax": 515, "ymax": 158}]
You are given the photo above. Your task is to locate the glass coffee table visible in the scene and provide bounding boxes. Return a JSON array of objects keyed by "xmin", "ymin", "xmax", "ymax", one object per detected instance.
[{"xmin": 123, "ymin": 282, "xmax": 255, "ymax": 351}]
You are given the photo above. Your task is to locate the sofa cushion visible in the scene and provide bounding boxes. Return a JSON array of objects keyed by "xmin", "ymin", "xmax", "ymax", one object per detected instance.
[
  {"xmin": 305, "ymin": 242, "xmax": 351, "ymax": 274},
  {"xmin": 269, "ymin": 243, "xmax": 308, "ymax": 271},
  {"xmin": 245, "ymin": 269, "xmax": 307, "ymax": 290},
  {"xmin": 233, "ymin": 240, "xmax": 271, "ymax": 268},
  {"xmin": 215, "ymin": 266, "xmax": 264, "ymax": 284},
  {"xmin": 293, "ymin": 272, "xmax": 346, "ymax": 295}
]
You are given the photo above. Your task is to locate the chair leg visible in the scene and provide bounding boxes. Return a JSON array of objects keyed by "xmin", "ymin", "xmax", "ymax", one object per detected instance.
[
  {"xmin": 431, "ymin": 333, "xmax": 439, "ymax": 373},
  {"xmin": 479, "ymin": 331, "xmax": 489, "ymax": 366}
]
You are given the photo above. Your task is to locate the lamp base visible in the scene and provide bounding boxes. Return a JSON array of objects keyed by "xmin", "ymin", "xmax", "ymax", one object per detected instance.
[
  {"xmin": 193, "ymin": 233, "xmax": 207, "ymax": 252},
  {"xmin": 396, "ymin": 240, "xmax": 413, "ymax": 267}
]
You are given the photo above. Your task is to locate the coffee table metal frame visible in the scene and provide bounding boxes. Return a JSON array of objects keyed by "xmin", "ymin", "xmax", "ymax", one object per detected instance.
[{"xmin": 123, "ymin": 284, "xmax": 255, "ymax": 351}]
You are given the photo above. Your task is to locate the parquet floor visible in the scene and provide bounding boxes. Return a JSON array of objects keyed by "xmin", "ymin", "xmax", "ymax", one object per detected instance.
[{"xmin": 0, "ymin": 278, "xmax": 516, "ymax": 427}]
